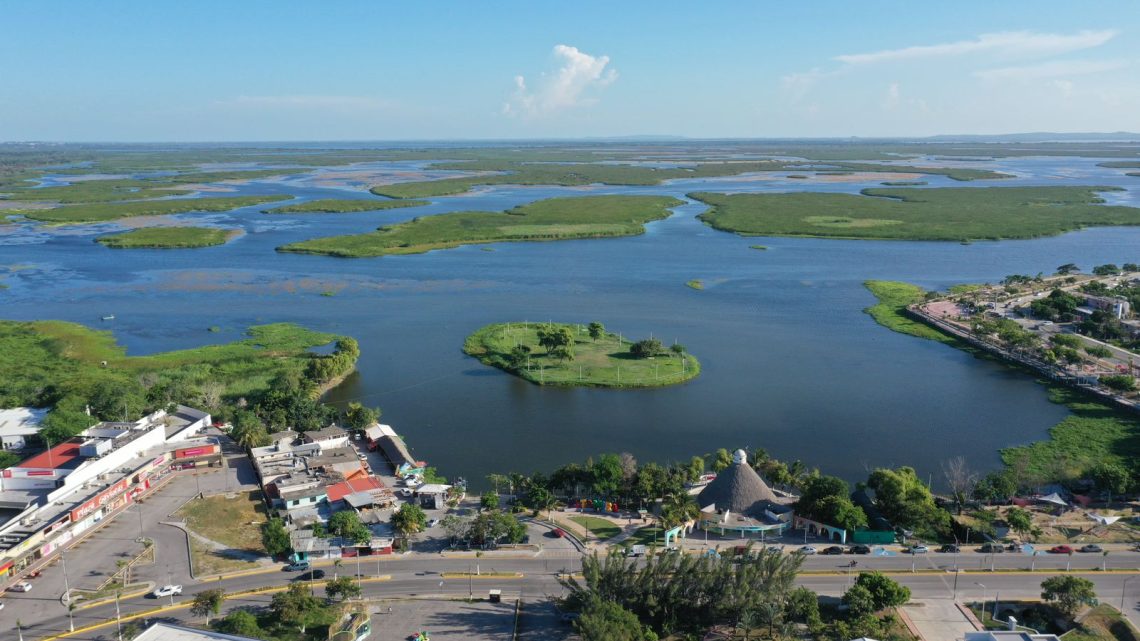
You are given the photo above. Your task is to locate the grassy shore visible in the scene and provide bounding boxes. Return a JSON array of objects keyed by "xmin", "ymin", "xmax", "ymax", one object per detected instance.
[
  {"xmin": 463, "ymin": 322, "xmax": 700, "ymax": 388},
  {"xmin": 862, "ymin": 280, "xmax": 956, "ymax": 343},
  {"xmin": 263, "ymin": 198, "xmax": 429, "ymax": 214},
  {"xmin": 96, "ymin": 226, "xmax": 237, "ymax": 249},
  {"xmin": 693, "ymin": 186, "xmax": 1139, "ymax": 241},
  {"xmin": 370, "ymin": 160, "xmax": 1010, "ymax": 199},
  {"xmin": 0, "ymin": 320, "xmax": 345, "ymax": 409},
  {"xmin": 5, "ymin": 169, "xmax": 305, "ymax": 204},
  {"xmin": 22, "ymin": 194, "xmax": 291, "ymax": 224},
  {"xmin": 278, "ymin": 195, "xmax": 683, "ymax": 258},
  {"xmin": 862, "ymin": 280, "xmax": 1140, "ymax": 488}
]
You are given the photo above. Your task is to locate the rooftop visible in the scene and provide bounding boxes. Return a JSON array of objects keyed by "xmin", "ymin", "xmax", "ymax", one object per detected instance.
[
  {"xmin": 0, "ymin": 408, "xmax": 46, "ymax": 438},
  {"xmin": 13, "ymin": 440, "xmax": 84, "ymax": 471},
  {"xmin": 326, "ymin": 476, "xmax": 385, "ymax": 502},
  {"xmin": 134, "ymin": 621, "xmax": 260, "ymax": 641}
]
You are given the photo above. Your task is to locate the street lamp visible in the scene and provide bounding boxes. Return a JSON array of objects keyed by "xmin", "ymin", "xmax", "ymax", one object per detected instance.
[{"xmin": 975, "ymin": 582, "xmax": 987, "ymax": 623}]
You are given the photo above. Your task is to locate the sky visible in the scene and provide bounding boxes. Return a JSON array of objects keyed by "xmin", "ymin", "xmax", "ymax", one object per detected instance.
[{"xmin": 2, "ymin": 1, "xmax": 1138, "ymax": 141}]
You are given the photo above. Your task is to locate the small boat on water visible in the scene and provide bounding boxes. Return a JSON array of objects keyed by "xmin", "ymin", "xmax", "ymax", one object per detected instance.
[{"xmin": 101, "ymin": 315, "xmax": 115, "ymax": 321}]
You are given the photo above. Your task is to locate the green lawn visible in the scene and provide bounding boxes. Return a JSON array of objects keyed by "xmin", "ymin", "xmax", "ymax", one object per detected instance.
[
  {"xmin": 863, "ymin": 281, "xmax": 956, "ymax": 343},
  {"xmin": 278, "ymin": 195, "xmax": 683, "ymax": 258},
  {"xmin": 263, "ymin": 198, "xmax": 429, "ymax": 214},
  {"xmin": 621, "ymin": 526, "xmax": 665, "ymax": 548},
  {"xmin": 96, "ymin": 226, "xmax": 237, "ymax": 248},
  {"xmin": 692, "ymin": 186, "xmax": 1139, "ymax": 241},
  {"xmin": 568, "ymin": 516, "xmax": 622, "ymax": 540},
  {"xmin": 463, "ymin": 322, "xmax": 700, "ymax": 388},
  {"xmin": 21, "ymin": 194, "xmax": 292, "ymax": 224},
  {"xmin": 176, "ymin": 490, "xmax": 268, "ymax": 551}
]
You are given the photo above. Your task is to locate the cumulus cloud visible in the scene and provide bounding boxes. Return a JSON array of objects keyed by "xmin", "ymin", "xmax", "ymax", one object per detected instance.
[
  {"xmin": 973, "ymin": 59, "xmax": 1129, "ymax": 81},
  {"xmin": 835, "ymin": 29, "xmax": 1117, "ymax": 65},
  {"xmin": 503, "ymin": 44, "xmax": 618, "ymax": 117}
]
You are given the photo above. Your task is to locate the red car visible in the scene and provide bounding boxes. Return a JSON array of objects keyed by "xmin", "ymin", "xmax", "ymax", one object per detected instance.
[
  {"xmin": 1049, "ymin": 545, "xmax": 1073, "ymax": 554},
  {"xmin": 553, "ymin": 528, "xmax": 566, "ymax": 538}
]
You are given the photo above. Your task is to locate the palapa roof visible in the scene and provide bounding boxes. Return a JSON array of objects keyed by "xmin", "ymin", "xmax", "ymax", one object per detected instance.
[{"xmin": 697, "ymin": 449, "xmax": 778, "ymax": 517}]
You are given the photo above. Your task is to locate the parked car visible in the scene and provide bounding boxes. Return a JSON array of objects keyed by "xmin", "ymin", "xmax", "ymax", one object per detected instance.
[
  {"xmin": 294, "ymin": 569, "xmax": 326, "ymax": 581},
  {"xmin": 1079, "ymin": 544, "xmax": 1103, "ymax": 553},
  {"xmin": 151, "ymin": 585, "xmax": 182, "ymax": 598},
  {"xmin": 978, "ymin": 543, "xmax": 1005, "ymax": 554},
  {"xmin": 798, "ymin": 545, "xmax": 817, "ymax": 555},
  {"xmin": 25, "ymin": 570, "xmax": 41, "ymax": 579},
  {"xmin": 1049, "ymin": 545, "xmax": 1074, "ymax": 554},
  {"xmin": 284, "ymin": 561, "xmax": 311, "ymax": 572},
  {"xmin": 552, "ymin": 528, "xmax": 566, "ymax": 538},
  {"xmin": 939, "ymin": 544, "xmax": 960, "ymax": 553},
  {"xmin": 822, "ymin": 546, "xmax": 844, "ymax": 555},
  {"xmin": 850, "ymin": 545, "xmax": 871, "ymax": 555},
  {"xmin": 8, "ymin": 582, "xmax": 31, "ymax": 593},
  {"xmin": 907, "ymin": 544, "xmax": 929, "ymax": 554},
  {"xmin": 398, "ymin": 488, "xmax": 414, "ymax": 497},
  {"xmin": 428, "ymin": 519, "xmax": 440, "ymax": 528}
]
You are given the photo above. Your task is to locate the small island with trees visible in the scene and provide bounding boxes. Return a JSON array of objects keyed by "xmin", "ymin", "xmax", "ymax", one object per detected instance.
[{"xmin": 463, "ymin": 321, "xmax": 700, "ymax": 388}]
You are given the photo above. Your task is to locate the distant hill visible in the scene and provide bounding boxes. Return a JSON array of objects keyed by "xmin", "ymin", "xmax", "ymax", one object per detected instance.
[{"xmin": 921, "ymin": 132, "xmax": 1140, "ymax": 143}]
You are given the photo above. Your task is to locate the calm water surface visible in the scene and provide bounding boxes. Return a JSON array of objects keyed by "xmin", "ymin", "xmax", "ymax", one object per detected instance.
[{"xmin": 2, "ymin": 155, "xmax": 1138, "ymax": 487}]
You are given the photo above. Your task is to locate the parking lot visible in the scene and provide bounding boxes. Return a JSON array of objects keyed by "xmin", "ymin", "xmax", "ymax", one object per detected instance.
[{"xmin": 372, "ymin": 598, "xmax": 518, "ymax": 641}]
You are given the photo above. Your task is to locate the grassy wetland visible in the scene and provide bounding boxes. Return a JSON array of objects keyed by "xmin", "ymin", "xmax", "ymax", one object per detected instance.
[
  {"xmin": 463, "ymin": 322, "xmax": 700, "ymax": 388},
  {"xmin": 95, "ymin": 226, "xmax": 238, "ymax": 249},
  {"xmin": 693, "ymin": 185, "xmax": 1140, "ymax": 241},
  {"xmin": 278, "ymin": 195, "xmax": 683, "ymax": 257},
  {"xmin": 19, "ymin": 194, "xmax": 291, "ymax": 224},
  {"xmin": 263, "ymin": 198, "xmax": 429, "ymax": 214},
  {"xmin": 370, "ymin": 159, "xmax": 1011, "ymax": 199}
]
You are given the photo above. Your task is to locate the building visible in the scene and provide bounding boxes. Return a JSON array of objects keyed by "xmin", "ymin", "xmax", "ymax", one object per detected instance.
[
  {"xmin": 1082, "ymin": 294, "xmax": 1131, "ymax": 319},
  {"xmin": 0, "ymin": 406, "xmax": 211, "ymax": 580},
  {"xmin": 134, "ymin": 622, "xmax": 261, "ymax": 641},
  {"xmin": 416, "ymin": 483, "xmax": 452, "ymax": 509},
  {"xmin": 0, "ymin": 408, "xmax": 47, "ymax": 451},
  {"xmin": 696, "ymin": 450, "xmax": 793, "ymax": 537}
]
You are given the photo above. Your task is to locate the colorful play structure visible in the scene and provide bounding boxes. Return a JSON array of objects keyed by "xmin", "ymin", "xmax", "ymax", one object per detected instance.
[{"xmin": 574, "ymin": 498, "xmax": 621, "ymax": 513}]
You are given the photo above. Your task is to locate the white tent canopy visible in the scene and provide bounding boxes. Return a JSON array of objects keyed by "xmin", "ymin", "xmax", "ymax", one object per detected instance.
[
  {"xmin": 1037, "ymin": 493, "xmax": 1068, "ymax": 506},
  {"xmin": 1088, "ymin": 513, "xmax": 1121, "ymax": 526}
]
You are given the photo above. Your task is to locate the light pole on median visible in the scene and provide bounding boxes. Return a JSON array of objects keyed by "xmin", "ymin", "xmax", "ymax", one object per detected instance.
[{"xmin": 1123, "ymin": 575, "xmax": 1140, "ymax": 614}]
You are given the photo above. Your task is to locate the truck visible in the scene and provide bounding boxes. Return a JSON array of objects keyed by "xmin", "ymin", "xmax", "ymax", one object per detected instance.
[{"xmin": 626, "ymin": 545, "xmax": 648, "ymax": 557}]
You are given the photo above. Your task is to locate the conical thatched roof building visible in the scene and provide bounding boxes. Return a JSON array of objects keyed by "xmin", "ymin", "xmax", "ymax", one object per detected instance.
[{"xmin": 697, "ymin": 449, "xmax": 778, "ymax": 517}]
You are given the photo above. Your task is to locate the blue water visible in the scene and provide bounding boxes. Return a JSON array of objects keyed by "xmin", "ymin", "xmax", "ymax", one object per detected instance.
[{"xmin": 2, "ymin": 153, "xmax": 1138, "ymax": 487}]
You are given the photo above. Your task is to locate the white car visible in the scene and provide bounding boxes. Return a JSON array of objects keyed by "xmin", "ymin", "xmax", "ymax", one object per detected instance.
[
  {"xmin": 152, "ymin": 585, "xmax": 183, "ymax": 598},
  {"xmin": 908, "ymin": 544, "xmax": 929, "ymax": 554},
  {"xmin": 798, "ymin": 545, "xmax": 817, "ymax": 555},
  {"xmin": 428, "ymin": 519, "xmax": 439, "ymax": 528},
  {"xmin": 405, "ymin": 477, "xmax": 424, "ymax": 488},
  {"xmin": 8, "ymin": 582, "xmax": 31, "ymax": 593},
  {"xmin": 398, "ymin": 488, "xmax": 414, "ymax": 497}
]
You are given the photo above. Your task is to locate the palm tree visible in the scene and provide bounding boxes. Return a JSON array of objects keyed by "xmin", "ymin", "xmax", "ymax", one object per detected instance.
[
  {"xmin": 661, "ymin": 494, "xmax": 699, "ymax": 530},
  {"xmin": 333, "ymin": 559, "xmax": 343, "ymax": 580}
]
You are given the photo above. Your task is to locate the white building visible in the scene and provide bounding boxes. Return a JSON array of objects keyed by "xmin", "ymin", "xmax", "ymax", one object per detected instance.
[{"xmin": 0, "ymin": 409, "xmax": 47, "ymax": 451}]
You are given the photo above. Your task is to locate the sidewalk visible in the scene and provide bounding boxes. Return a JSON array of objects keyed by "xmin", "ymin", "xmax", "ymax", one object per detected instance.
[{"xmin": 901, "ymin": 599, "xmax": 980, "ymax": 641}]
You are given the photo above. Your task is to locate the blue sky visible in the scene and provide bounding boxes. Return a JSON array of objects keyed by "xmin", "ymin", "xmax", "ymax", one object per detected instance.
[{"xmin": 2, "ymin": 1, "xmax": 1137, "ymax": 141}]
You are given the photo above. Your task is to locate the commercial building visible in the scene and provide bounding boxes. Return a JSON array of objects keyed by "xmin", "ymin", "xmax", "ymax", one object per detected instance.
[
  {"xmin": 0, "ymin": 405, "xmax": 211, "ymax": 580},
  {"xmin": 0, "ymin": 408, "xmax": 46, "ymax": 451},
  {"xmin": 697, "ymin": 450, "xmax": 793, "ymax": 538}
]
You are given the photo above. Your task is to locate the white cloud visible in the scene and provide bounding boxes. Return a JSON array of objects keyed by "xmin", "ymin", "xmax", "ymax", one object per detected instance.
[
  {"xmin": 503, "ymin": 44, "xmax": 617, "ymax": 117},
  {"xmin": 835, "ymin": 29, "xmax": 1117, "ymax": 65},
  {"xmin": 882, "ymin": 83, "xmax": 900, "ymax": 110},
  {"xmin": 973, "ymin": 59, "xmax": 1129, "ymax": 81}
]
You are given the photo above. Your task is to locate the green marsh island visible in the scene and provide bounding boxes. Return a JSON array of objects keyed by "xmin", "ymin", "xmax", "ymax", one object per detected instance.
[
  {"xmin": 262, "ymin": 198, "xmax": 429, "ymax": 214},
  {"xmin": 95, "ymin": 226, "xmax": 239, "ymax": 249},
  {"xmin": 278, "ymin": 195, "xmax": 683, "ymax": 258},
  {"xmin": 692, "ymin": 185, "xmax": 1140, "ymax": 241},
  {"xmin": 463, "ymin": 322, "xmax": 700, "ymax": 388},
  {"xmin": 21, "ymin": 194, "xmax": 291, "ymax": 224}
]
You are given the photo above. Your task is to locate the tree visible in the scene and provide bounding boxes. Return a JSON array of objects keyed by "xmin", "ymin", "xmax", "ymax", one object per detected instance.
[
  {"xmin": 661, "ymin": 493, "xmax": 700, "ymax": 529},
  {"xmin": 536, "ymin": 324, "xmax": 574, "ymax": 355},
  {"xmin": 592, "ymin": 453, "xmax": 624, "ymax": 497},
  {"xmin": 795, "ymin": 475, "xmax": 867, "ymax": 531},
  {"xmin": 480, "ymin": 492, "xmax": 500, "ymax": 511},
  {"xmin": 550, "ymin": 344, "xmax": 575, "ymax": 363},
  {"xmin": 508, "ymin": 344, "xmax": 532, "ymax": 370},
  {"xmin": 855, "ymin": 572, "xmax": 911, "ymax": 609},
  {"xmin": 1093, "ymin": 264, "xmax": 1121, "ymax": 276},
  {"xmin": 687, "ymin": 456, "xmax": 705, "ymax": 484},
  {"xmin": 941, "ymin": 456, "xmax": 977, "ymax": 514},
  {"xmin": 1005, "ymin": 507, "xmax": 1034, "ymax": 541},
  {"xmin": 325, "ymin": 576, "xmax": 361, "ymax": 601},
  {"xmin": 670, "ymin": 343, "xmax": 685, "ymax": 359},
  {"xmin": 588, "ymin": 322, "xmax": 605, "ymax": 342},
  {"xmin": 231, "ymin": 410, "xmax": 268, "ymax": 450},
  {"xmin": 1100, "ymin": 375, "xmax": 1137, "ymax": 392},
  {"xmin": 216, "ymin": 610, "xmax": 262, "ymax": 637},
  {"xmin": 1041, "ymin": 575, "xmax": 1096, "ymax": 617},
  {"xmin": 270, "ymin": 583, "xmax": 323, "ymax": 634},
  {"xmin": 343, "ymin": 402, "xmax": 380, "ymax": 430},
  {"xmin": 262, "ymin": 518, "xmax": 291, "ymax": 558},
  {"xmin": 711, "ymin": 448, "xmax": 733, "ymax": 473},
  {"xmin": 1056, "ymin": 263, "xmax": 1079, "ymax": 275},
  {"xmin": 785, "ymin": 586, "xmax": 821, "ymax": 625},
  {"xmin": 866, "ymin": 466, "xmax": 950, "ymax": 536},
  {"xmin": 842, "ymin": 584, "xmax": 876, "ymax": 617},
  {"xmin": 191, "ymin": 589, "xmax": 225, "ymax": 624},
  {"xmin": 974, "ymin": 470, "xmax": 1017, "ymax": 504},
  {"xmin": 392, "ymin": 502, "xmax": 428, "ymax": 538},
  {"xmin": 575, "ymin": 596, "xmax": 646, "ymax": 641},
  {"xmin": 329, "ymin": 510, "xmax": 371, "ymax": 544},
  {"xmin": 1089, "ymin": 461, "xmax": 1130, "ymax": 502},
  {"xmin": 629, "ymin": 339, "xmax": 663, "ymax": 359}
]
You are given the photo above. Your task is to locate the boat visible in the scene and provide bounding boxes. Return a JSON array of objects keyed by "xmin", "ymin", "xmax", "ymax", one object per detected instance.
[{"xmin": 101, "ymin": 315, "xmax": 115, "ymax": 321}]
